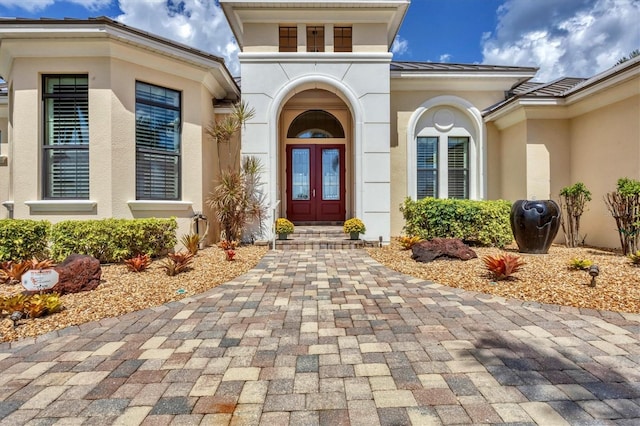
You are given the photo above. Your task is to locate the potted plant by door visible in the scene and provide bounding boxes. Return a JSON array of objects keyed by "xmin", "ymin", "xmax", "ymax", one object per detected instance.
[
  {"xmin": 275, "ymin": 218, "xmax": 294, "ymax": 240},
  {"xmin": 344, "ymin": 218, "xmax": 366, "ymax": 240}
]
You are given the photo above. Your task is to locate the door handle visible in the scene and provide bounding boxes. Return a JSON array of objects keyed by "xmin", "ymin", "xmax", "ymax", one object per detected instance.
[{"xmin": 312, "ymin": 189, "xmax": 316, "ymax": 198}]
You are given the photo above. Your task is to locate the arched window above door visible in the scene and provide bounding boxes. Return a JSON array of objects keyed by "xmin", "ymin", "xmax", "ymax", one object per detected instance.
[{"xmin": 287, "ymin": 110, "xmax": 345, "ymax": 138}]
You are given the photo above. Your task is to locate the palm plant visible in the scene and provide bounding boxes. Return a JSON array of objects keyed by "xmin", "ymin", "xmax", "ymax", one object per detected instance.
[
  {"xmin": 206, "ymin": 101, "xmax": 266, "ymax": 242},
  {"xmin": 206, "ymin": 101, "xmax": 255, "ymax": 171},
  {"xmin": 207, "ymin": 156, "xmax": 268, "ymax": 242}
]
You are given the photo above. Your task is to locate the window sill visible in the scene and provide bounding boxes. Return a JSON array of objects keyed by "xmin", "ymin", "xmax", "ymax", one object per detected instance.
[
  {"xmin": 25, "ymin": 200, "xmax": 97, "ymax": 213},
  {"xmin": 127, "ymin": 200, "xmax": 193, "ymax": 212}
]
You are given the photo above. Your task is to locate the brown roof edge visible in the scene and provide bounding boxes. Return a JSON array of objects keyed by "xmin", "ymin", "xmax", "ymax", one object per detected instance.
[
  {"xmin": 391, "ymin": 61, "xmax": 539, "ymax": 74},
  {"xmin": 563, "ymin": 56, "xmax": 640, "ymax": 97}
]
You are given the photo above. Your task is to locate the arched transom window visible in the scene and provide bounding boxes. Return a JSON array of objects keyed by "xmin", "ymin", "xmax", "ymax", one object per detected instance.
[
  {"xmin": 411, "ymin": 103, "xmax": 480, "ymax": 200},
  {"xmin": 287, "ymin": 110, "xmax": 345, "ymax": 139}
]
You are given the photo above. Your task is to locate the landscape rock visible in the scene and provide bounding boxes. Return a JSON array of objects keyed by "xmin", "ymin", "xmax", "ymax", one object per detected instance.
[
  {"xmin": 53, "ymin": 254, "xmax": 102, "ymax": 294},
  {"xmin": 411, "ymin": 238, "xmax": 477, "ymax": 263}
]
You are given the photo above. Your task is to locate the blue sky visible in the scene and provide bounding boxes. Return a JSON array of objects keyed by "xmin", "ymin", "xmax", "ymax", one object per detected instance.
[{"xmin": 0, "ymin": 0, "xmax": 638, "ymax": 81}]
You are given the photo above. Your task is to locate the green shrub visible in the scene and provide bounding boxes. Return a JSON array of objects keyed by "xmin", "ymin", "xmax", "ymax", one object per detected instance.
[
  {"xmin": 604, "ymin": 177, "xmax": 640, "ymax": 255},
  {"xmin": 50, "ymin": 218, "xmax": 177, "ymax": 263},
  {"xmin": 0, "ymin": 220, "xmax": 50, "ymax": 261},
  {"xmin": 617, "ymin": 177, "xmax": 640, "ymax": 196},
  {"xmin": 401, "ymin": 197, "xmax": 513, "ymax": 247}
]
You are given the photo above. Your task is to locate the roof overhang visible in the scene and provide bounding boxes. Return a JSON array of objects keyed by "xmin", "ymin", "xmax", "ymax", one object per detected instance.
[
  {"xmin": 391, "ymin": 70, "xmax": 536, "ymax": 92},
  {"xmin": 0, "ymin": 18, "xmax": 239, "ymax": 99},
  {"xmin": 485, "ymin": 59, "xmax": 640, "ymax": 130},
  {"xmin": 220, "ymin": 0, "xmax": 410, "ymax": 48}
]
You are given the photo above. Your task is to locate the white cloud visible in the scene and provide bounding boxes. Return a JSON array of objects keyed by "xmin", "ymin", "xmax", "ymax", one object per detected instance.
[
  {"xmin": 482, "ymin": 0, "xmax": 640, "ymax": 81},
  {"xmin": 0, "ymin": 0, "xmax": 110, "ymax": 12},
  {"xmin": 391, "ymin": 35, "xmax": 409, "ymax": 56},
  {"xmin": 439, "ymin": 53, "xmax": 452, "ymax": 63},
  {"xmin": 116, "ymin": 0, "xmax": 240, "ymax": 76}
]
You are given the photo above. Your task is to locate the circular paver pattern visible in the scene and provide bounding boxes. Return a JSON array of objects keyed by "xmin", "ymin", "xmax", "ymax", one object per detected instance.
[{"xmin": 1, "ymin": 250, "xmax": 639, "ymax": 425}]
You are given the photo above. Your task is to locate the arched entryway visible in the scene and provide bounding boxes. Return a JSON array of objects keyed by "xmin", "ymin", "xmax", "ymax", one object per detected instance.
[{"xmin": 279, "ymin": 89, "xmax": 352, "ymax": 223}]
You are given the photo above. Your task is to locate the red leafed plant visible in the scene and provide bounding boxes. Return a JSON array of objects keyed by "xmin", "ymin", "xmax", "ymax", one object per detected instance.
[
  {"xmin": 225, "ymin": 249, "xmax": 236, "ymax": 261},
  {"xmin": 1, "ymin": 257, "xmax": 56, "ymax": 284},
  {"xmin": 124, "ymin": 254, "xmax": 152, "ymax": 272},
  {"xmin": 218, "ymin": 240, "xmax": 238, "ymax": 251},
  {"xmin": 160, "ymin": 251, "xmax": 194, "ymax": 276},
  {"xmin": 0, "ymin": 260, "xmax": 32, "ymax": 284},
  {"xmin": 27, "ymin": 257, "xmax": 56, "ymax": 270},
  {"xmin": 482, "ymin": 253, "xmax": 525, "ymax": 281}
]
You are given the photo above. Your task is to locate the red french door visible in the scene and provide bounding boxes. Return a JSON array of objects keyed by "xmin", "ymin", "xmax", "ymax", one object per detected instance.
[{"xmin": 286, "ymin": 144, "xmax": 345, "ymax": 222}]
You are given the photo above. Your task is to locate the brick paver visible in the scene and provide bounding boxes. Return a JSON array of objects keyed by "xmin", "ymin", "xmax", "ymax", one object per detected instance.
[{"xmin": 1, "ymin": 249, "xmax": 639, "ymax": 425}]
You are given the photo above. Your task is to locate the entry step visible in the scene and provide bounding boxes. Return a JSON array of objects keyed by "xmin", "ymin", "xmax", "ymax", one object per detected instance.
[{"xmin": 256, "ymin": 226, "xmax": 377, "ymax": 250}]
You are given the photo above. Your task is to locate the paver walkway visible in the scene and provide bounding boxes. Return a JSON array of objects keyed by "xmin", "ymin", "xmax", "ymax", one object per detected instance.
[{"xmin": 1, "ymin": 250, "xmax": 639, "ymax": 425}]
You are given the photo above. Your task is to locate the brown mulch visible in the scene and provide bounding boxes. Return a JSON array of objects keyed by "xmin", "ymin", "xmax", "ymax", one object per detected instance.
[
  {"xmin": 0, "ymin": 245, "xmax": 268, "ymax": 342},
  {"xmin": 367, "ymin": 242, "xmax": 640, "ymax": 314},
  {"xmin": 2, "ymin": 242, "xmax": 639, "ymax": 343}
]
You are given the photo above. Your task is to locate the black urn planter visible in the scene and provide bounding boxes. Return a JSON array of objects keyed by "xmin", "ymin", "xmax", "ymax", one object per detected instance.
[{"xmin": 510, "ymin": 200, "xmax": 561, "ymax": 254}]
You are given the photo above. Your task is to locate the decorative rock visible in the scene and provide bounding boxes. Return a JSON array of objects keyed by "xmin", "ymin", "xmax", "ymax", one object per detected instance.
[
  {"xmin": 411, "ymin": 238, "xmax": 477, "ymax": 263},
  {"xmin": 52, "ymin": 254, "xmax": 102, "ymax": 294}
]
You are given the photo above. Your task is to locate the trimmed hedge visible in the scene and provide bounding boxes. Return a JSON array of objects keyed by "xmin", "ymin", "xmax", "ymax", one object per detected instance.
[
  {"xmin": 50, "ymin": 218, "xmax": 177, "ymax": 263},
  {"xmin": 401, "ymin": 197, "xmax": 513, "ymax": 247},
  {"xmin": 0, "ymin": 219, "xmax": 51, "ymax": 261}
]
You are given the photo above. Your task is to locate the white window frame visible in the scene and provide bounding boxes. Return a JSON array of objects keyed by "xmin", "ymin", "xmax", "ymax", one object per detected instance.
[
  {"xmin": 406, "ymin": 96, "xmax": 486, "ymax": 200},
  {"xmin": 416, "ymin": 135, "xmax": 471, "ymax": 199}
]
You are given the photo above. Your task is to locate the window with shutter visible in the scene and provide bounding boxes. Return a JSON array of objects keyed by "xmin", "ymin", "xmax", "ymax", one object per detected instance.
[
  {"xmin": 135, "ymin": 82, "xmax": 181, "ymax": 200},
  {"xmin": 42, "ymin": 75, "xmax": 89, "ymax": 199},
  {"xmin": 447, "ymin": 137, "xmax": 469, "ymax": 199},
  {"xmin": 416, "ymin": 136, "xmax": 470, "ymax": 200},
  {"xmin": 279, "ymin": 26, "xmax": 297, "ymax": 52},
  {"xmin": 334, "ymin": 26, "xmax": 352, "ymax": 52},
  {"xmin": 417, "ymin": 137, "xmax": 438, "ymax": 198},
  {"xmin": 307, "ymin": 26, "xmax": 325, "ymax": 52}
]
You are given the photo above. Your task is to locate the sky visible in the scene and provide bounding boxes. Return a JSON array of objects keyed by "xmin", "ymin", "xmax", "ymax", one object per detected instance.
[{"xmin": 0, "ymin": 0, "xmax": 638, "ymax": 82}]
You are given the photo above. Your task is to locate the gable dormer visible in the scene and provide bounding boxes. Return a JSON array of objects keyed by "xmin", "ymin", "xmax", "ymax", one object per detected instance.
[{"xmin": 220, "ymin": 0, "xmax": 409, "ymax": 53}]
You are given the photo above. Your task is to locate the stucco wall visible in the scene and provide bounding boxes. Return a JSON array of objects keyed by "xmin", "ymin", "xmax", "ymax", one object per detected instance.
[
  {"xmin": 2, "ymin": 42, "xmax": 225, "ymax": 245},
  {"xmin": 0, "ymin": 113, "xmax": 8, "ymax": 217},
  {"xmin": 240, "ymin": 53, "xmax": 392, "ymax": 241},
  {"xmin": 241, "ymin": 23, "xmax": 388, "ymax": 53},
  {"xmin": 525, "ymin": 119, "xmax": 571, "ymax": 201},
  {"xmin": 570, "ymin": 95, "xmax": 640, "ymax": 249},
  {"xmin": 491, "ymin": 91, "xmax": 639, "ymax": 249},
  {"xmin": 485, "ymin": 122, "xmax": 502, "ymax": 200},
  {"xmin": 498, "ymin": 120, "xmax": 528, "ymax": 202},
  {"xmin": 352, "ymin": 24, "xmax": 388, "ymax": 53},
  {"xmin": 243, "ymin": 23, "xmax": 279, "ymax": 52},
  {"xmin": 390, "ymin": 89, "xmax": 505, "ymax": 236}
]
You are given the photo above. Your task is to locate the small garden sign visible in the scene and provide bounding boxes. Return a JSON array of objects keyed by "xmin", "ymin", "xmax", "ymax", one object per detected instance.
[{"xmin": 21, "ymin": 269, "xmax": 59, "ymax": 292}]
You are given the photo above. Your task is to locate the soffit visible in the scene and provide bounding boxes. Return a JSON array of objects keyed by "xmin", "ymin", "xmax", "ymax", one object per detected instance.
[{"xmin": 221, "ymin": 0, "xmax": 409, "ymax": 48}]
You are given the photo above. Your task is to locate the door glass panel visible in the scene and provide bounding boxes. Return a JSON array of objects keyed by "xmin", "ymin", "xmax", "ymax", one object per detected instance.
[
  {"xmin": 322, "ymin": 148, "xmax": 340, "ymax": 201},
  {"xmin": 292, "ymin": 148, "xmax": 310, "ymax": 200}
]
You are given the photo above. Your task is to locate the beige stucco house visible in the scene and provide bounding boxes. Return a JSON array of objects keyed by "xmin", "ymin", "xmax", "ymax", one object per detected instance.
[
  {"xmin": 0, "ymin": 17, "xmax": 239, "ymax": 245},
  {"xmin": 0, "ymin": 0, "xmax": 638, "ymax": 249}
]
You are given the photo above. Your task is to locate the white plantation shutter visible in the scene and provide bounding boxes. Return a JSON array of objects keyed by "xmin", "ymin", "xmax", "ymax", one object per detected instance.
[
  {"xmin": 135, "ymin": 82, "xmax": 181, "ymax": 200},
  {"xmin": 447, "ymin": 137, "xmax": 469, "ymax": 199},
  {"xmin": 43, "ymin": 75, "xmax": 89, "ymax": 199},
  {"xmin": 416, "ymin": 136, "xmax": 438, "ymax": 199}
]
